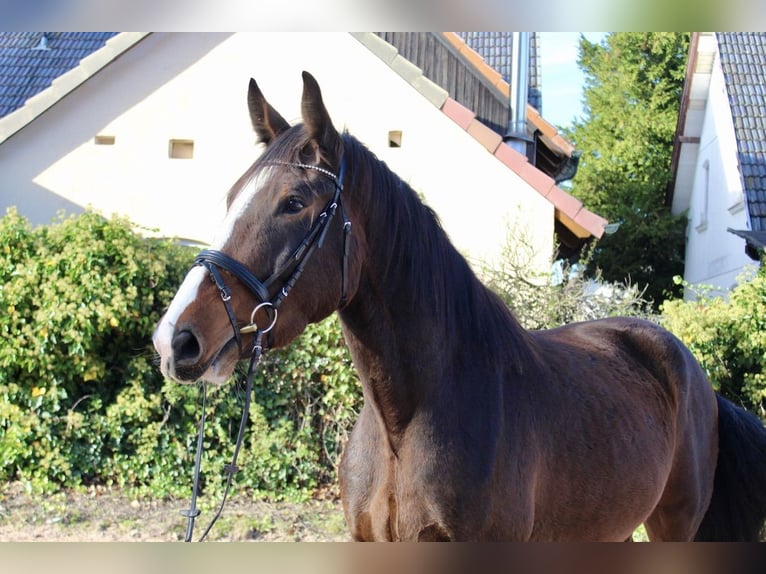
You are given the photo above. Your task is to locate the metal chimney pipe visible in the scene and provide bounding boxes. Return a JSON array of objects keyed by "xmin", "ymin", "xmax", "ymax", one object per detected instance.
[{"xmin": 506, "ymin": 32, "xmax": 532, "ymax": 157}]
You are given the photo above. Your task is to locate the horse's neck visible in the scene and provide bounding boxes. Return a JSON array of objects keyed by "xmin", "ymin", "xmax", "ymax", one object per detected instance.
[
  {"xmin": 338, "ymin": 277, "xmax": 443, "ymax": 445},
  {"xmin": 337, "ymin": 163, "xmax": 534, "ymax": 444}
]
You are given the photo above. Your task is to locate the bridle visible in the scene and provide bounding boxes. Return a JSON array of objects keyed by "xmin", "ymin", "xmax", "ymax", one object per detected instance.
[
  {"xmin": 196, "ymin": 156, "xmax": 351, "ymax": 351},
  {"xmin": 180, "ymin": 154, "xmax": 351, "ymax": 542}
]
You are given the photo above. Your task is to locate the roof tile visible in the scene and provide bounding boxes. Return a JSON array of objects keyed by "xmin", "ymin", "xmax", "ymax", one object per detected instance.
[
  {"xmin": 717, "ymin": 32, "xmax": 766, "ymax": 231},
  {"xmin": 519, "ymin": 162, "xmax": 556, "ymax": 197},
  {"xmin": 494, "ymin": 141, "xmax": 529, "ymax": 173},
  {"xmin": 0, "ymin": 32, "xmax": 117, "ymax": 118},
  {"xmin": 441, "ymin": 97, "xmax": 475, "ymax": 130},
  {"xmin": 456, "ymin": 32, "xmax": 542, "ymax": 112},
  {"xmin": 546, "ymin": 185, "xmax": 583, "ymax": 220},
  {"xmin": 466, "ymin": 118, "xmax": 502, "ymax": 153},
  {"xmin": 572, "ymin": 209, "xmax": 608, "ymax": 239}
]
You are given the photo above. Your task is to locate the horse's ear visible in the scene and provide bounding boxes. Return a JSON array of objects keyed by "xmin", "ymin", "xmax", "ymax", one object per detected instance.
[
  {"xmin": 300, "ymin": 71, "xmax": 342, "ymax": 164},
  {"xmin": 248, "ymin": 78, "xmax": 290, "ymax": 145}
]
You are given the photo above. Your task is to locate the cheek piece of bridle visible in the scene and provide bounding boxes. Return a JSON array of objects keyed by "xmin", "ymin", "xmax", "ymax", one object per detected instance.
[{"xmin": 180, "ymin": 157, "xmax": 350, "ymax": 542}]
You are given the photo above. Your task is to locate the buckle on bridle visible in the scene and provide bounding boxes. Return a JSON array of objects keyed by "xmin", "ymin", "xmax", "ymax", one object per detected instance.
[{"xmin": 240, "ymin": 302, "xmax": 278, "ymax": 334}]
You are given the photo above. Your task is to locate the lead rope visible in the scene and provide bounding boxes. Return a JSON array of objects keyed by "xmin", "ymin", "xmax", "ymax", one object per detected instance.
[
  {"xmin": 181, "ymin": 156, "xmax": 348, "ymax": 540},
  {"xmin": 182, "ymin": 329, "xmax": 265, "ymax": 542},
  {"xmin": 181, "ymin": 382, "xmax": 207, "ymax": 541}
]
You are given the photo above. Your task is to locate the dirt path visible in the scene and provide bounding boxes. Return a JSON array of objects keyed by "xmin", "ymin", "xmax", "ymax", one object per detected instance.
[{"xmin": 0, "ymin": 483, "xmax": 348, "ymax": 542}]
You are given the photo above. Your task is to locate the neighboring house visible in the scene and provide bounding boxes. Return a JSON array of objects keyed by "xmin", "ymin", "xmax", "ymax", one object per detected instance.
[
  {"xmin": 669, "ymin": 32, "xmax": 766, "ymax": 294},
  {"xmin": 0, "ymin": 32, "xmax": 606, "ymax": 275}
]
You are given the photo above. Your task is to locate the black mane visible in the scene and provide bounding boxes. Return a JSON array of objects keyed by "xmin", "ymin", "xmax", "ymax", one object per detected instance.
[{"xmin": 340, "ymin": 133, "xmax": 538, "ymax": 373}]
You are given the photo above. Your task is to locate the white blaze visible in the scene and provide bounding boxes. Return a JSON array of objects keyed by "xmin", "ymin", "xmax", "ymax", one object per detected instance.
[
  {"xmin": 211, "ymin": 166, "xmax": 274, "ymax": 249},
  {"xmin": 153, "ymin": 265, "xmax": 207, "ymax": 376},
  {"xmin": 153, "ymin": 166, "xmax": 273, "ymax": 376}
]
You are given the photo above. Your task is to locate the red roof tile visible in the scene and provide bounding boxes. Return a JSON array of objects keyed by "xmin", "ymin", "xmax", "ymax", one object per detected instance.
[
  {"xmin": 441, "ymin": 32, "xmax": 577, "ymax": 158},
  {"xmin": 493, "ymin": 142, "xmax": 529, "ymax": 173},
  {"xmin": 467, "ymin": 119, "xmax": 503, "ymax": 153},
  {"xmin": 441, "ymin": 98, "xmax": 475, "ymax": 130}
]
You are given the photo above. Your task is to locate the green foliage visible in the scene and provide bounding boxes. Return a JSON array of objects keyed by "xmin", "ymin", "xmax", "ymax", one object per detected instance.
[
  {"xmin": 564, "ymin": 33, "xmax": 690, "ymax": 306},
  {"xmin": 256, "ymin": 317, "xmax": 360, "ymax": 493},
  {"xmin": 661, "ymin": 263, "xmax": 766, "ymax": 420},
  {"xmin": 0, "ymin": 208, "xmax": 194, "ymax": 492},
  {"xmin": 0, "ymin": 208, "xmax": 361, "ymax": 501}
]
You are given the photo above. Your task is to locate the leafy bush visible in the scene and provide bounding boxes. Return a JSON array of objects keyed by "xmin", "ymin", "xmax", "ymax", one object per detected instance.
[
  {"xmin": 661, "ymin": 265, "xmax": 766, "ymax": 420},
  {"xmin": 0, "ymin": 208, "xmax": 195, "ymax": 492},
  {"xmin": 0, "ymin": 209, "xmax": 361, "ymax": 501}
]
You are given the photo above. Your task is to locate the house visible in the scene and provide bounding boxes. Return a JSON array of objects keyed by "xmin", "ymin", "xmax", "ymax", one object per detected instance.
[
  {"xmin": 669, "ymin": 32, "xmax": 766, "ymax": 294},
  {"xmin": 0, "ymin": 32, "xmax": 606, "ymax": 275}
]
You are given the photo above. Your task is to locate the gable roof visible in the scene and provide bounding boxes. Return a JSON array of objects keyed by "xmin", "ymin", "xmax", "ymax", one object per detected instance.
[
  {"xmin": 377, "ymin": 32, "xmax": 579, "ymax": 184},
  {"xmin": 0, "ymin": 33, "xmax": 118, "ymax": 118},
  {"xmin": 360, "ymin": 33, "xmax": 605, "ymax": 248},
  {"xmin": 716, "ymin": 32, "xmax": 766, "ymax": 233},
  {"xmin": 0, "ymin": 32, "xmax": 148, "ymax": 144},
  {"xmin": 0, "ymin": 32, "xmax": 607, "ymax": 248},
  {"xmin": 670, "ymin": 32, "xmax": 766, "ymax": 231}
]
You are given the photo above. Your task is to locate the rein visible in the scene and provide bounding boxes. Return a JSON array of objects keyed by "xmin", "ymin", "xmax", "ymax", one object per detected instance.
[{"xmin": 180, "ymin": 157, "xmax": 349, "ymax": 542}]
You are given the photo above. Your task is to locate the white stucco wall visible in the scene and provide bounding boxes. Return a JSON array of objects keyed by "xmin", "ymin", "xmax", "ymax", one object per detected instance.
[
  {"xmin": 683, "ymin": 46, "xmax": 756, "ymax": 294},
  {"xmin": 0, "ymin": 32, "xmax": 553, "ymax": 272}
]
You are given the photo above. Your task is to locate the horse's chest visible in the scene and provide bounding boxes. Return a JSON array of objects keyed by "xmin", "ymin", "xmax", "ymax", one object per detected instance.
[
  {"xmin": 339, "ymin": 420, "xmax": 451, "ymax": 541},
  {"xmin": 341, "ymin": 456, "xmax": 451, "ymax": 541}
]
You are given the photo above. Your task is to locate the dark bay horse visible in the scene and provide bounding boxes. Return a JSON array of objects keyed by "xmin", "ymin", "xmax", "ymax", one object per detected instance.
[{"xmin": 153, "ymin": 72, "xmax": 766, "ymax": 541}]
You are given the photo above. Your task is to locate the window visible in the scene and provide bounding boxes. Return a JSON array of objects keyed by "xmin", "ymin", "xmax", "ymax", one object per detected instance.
[
  {"xmin": 169, "ymin": 139, "xmax": 194, "ymax": 159},
  {"xmin": 94, "ymin": 135, "xmax": 115, "ymax": 146}
]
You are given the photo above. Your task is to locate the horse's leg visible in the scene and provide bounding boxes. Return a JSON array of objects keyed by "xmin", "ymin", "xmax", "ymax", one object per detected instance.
[
  {"xmin": 644, "ymin": 396, "xmax": 718, "ymax": 541},
  {"xmin": 339, "ymin": 406, "xmax": 397, "ymax": 541},
  {"xmin": 644, "ymin": 476, "xmax": 711, "ymax": 542},
  {"xmin": 644, "ymin": 447, "xmax": 717, "ymax": 541}
]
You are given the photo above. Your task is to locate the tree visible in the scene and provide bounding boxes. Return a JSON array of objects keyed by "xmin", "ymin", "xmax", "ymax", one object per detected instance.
[{"xmin": 565, "ymin": 33, "xmax": 690, "ymax": 307}]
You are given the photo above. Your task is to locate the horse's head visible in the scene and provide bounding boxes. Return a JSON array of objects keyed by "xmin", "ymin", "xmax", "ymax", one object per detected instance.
[{"xmin": 153, "ymin": 72, "xmax": 359, "ymax": 384}]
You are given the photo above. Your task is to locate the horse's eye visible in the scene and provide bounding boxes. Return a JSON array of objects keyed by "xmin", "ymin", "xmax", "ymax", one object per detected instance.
[{"xmin": 284, "ymin": 197, "xmax": 305, "ymax": 214}]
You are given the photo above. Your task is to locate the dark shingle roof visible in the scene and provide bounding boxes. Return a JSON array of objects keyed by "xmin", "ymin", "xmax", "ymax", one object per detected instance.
[
  {"xmin": 716, "ymin": 32, "xmax": 766, "ymax": 232},
  {"xmin": 0, "ymin": 32, "xmax": 117, "ymax": 119},
  {"xmin": 456, "ymin": 32, "xmax": 542, "ymax": 113}
]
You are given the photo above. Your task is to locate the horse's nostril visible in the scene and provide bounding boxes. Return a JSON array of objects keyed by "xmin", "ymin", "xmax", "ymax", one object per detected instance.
[{"xmin": 172, "ymin": 330, "xmax": 201, "ymax": 365}]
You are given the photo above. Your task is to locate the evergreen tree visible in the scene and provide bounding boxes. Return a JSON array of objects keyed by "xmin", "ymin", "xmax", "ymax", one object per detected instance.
[{"xmin": 565, "ymin": 33, "xmax": 690, "ymax": 306}]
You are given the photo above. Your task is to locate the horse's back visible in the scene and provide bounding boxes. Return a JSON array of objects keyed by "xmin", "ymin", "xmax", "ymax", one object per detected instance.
[{"xmin": 536, "ymin": 316, "xmax": 717, "ymax": 411}]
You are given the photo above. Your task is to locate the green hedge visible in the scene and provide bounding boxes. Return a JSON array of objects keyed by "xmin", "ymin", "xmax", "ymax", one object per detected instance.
[
  {"xmin": 661, "ymin": 265, "xmax": 766, "ymax": 421},
  {"xmin": 0, "ymin": 209, "xmax": 361, "ymax": 501}
]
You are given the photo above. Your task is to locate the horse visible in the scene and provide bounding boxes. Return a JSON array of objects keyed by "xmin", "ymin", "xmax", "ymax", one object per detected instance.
[{"xmin": 153, "ymin": 71, "xmax": 766, "ymax": 541}]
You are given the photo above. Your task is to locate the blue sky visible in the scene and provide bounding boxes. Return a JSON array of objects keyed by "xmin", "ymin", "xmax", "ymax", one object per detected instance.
[{"xmin": 539, "ymin": 32, "xmax": 606, "ymax": 130}]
